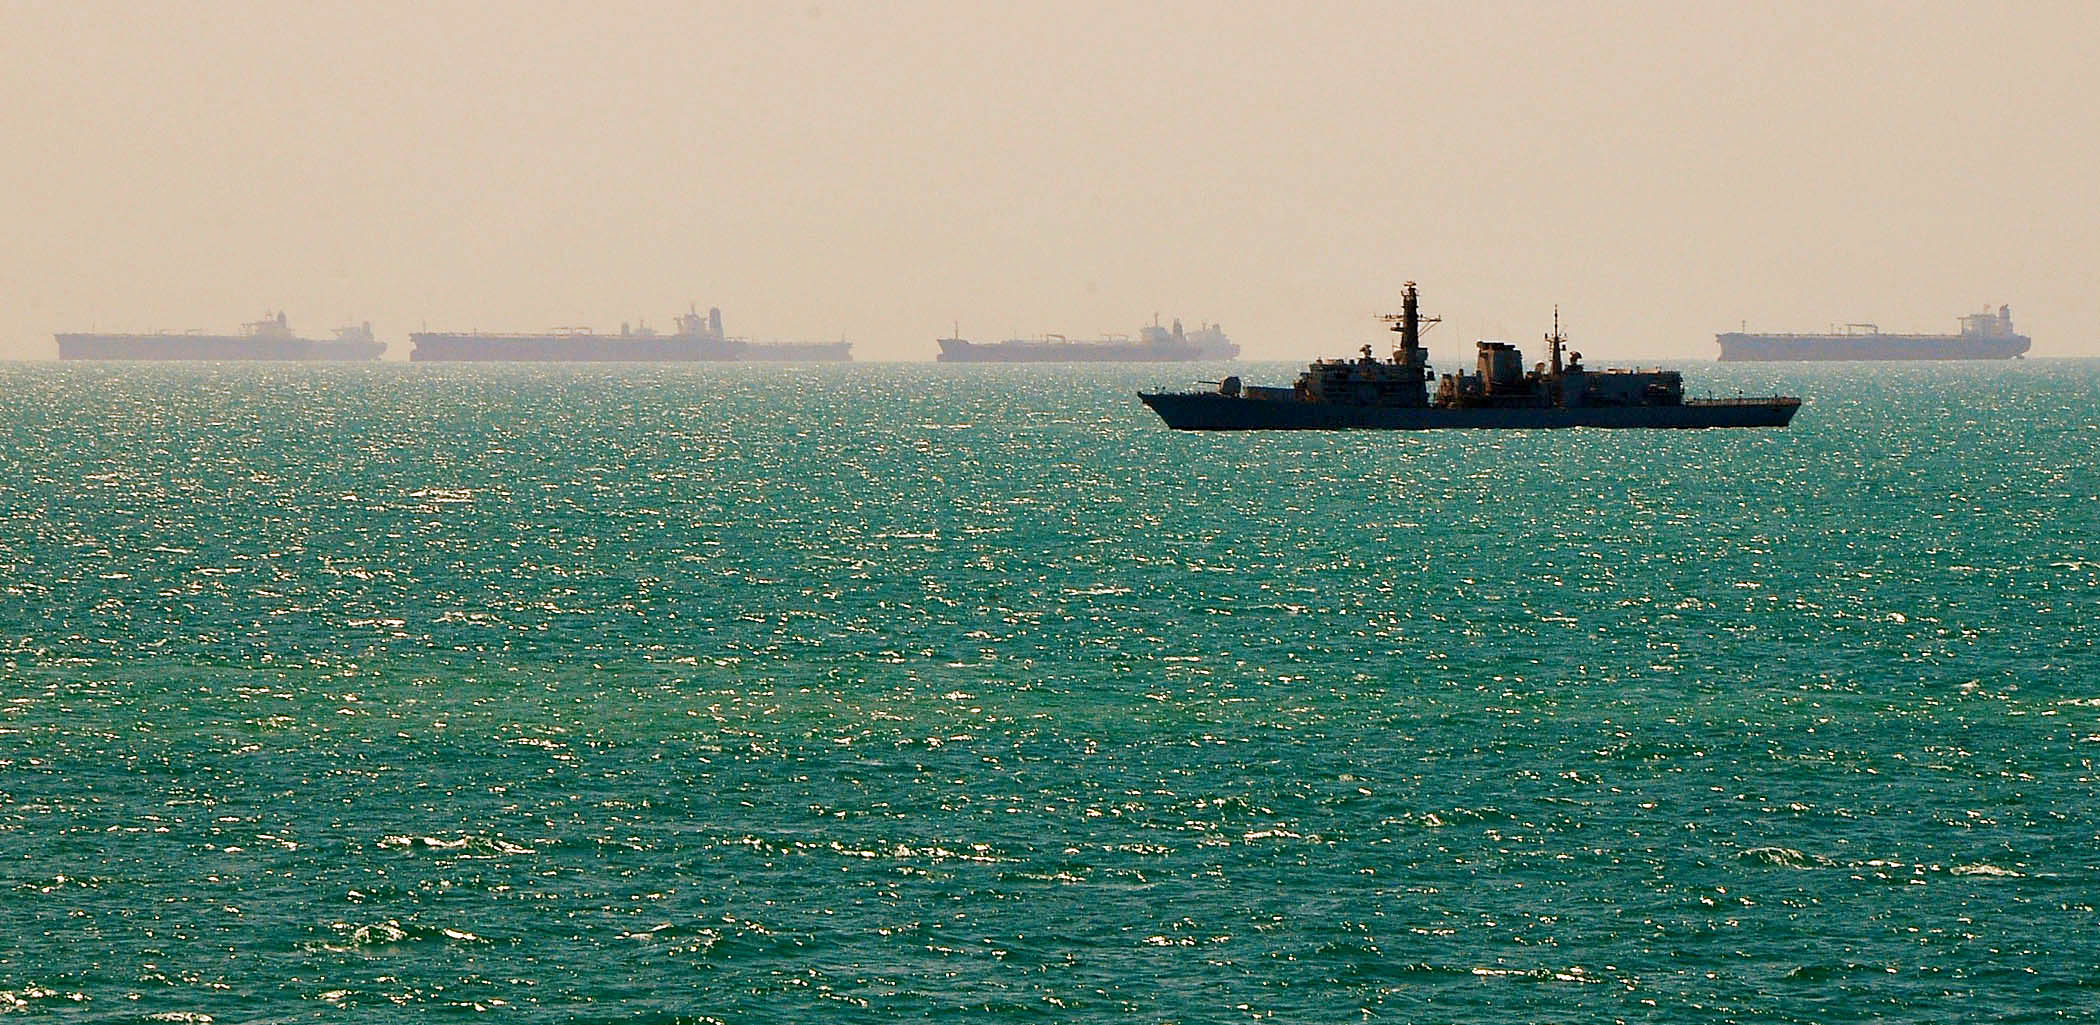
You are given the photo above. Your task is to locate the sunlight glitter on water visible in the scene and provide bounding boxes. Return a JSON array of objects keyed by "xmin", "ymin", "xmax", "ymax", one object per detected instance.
[{"xmin": 0, "ymin": 360, "xmax": 2095, "ymax": 1019}]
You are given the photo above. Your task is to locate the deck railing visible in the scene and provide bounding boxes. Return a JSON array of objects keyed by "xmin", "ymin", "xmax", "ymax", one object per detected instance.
[{"xmin": 1686, "ymin": 395, "xmax": 1802, "ymax": 407}]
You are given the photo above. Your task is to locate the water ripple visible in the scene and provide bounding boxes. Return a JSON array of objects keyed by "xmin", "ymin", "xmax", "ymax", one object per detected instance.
[{"xmin": 0, "ymin": 361, "xmax": 2095, "ymax": 1019}]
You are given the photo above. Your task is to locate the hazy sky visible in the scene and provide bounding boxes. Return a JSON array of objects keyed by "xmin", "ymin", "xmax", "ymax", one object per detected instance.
[{"xmin": 5, "ymin": 0, "xmax": 2095, "ymax": 361}]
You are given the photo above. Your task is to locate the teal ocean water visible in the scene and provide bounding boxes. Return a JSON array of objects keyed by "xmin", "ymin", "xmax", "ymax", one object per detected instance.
[{"xmin": 2, "ymin": 360, "xmax": 2097, "ymax": 1021}]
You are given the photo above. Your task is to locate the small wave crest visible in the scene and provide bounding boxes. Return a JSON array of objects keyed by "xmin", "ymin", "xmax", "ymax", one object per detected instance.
[
  {"xmin": 0, "ymin": 988, "xmax": 91, "ymax": 1011},
  {"xmin": 1949, "ymin": 862, "xmax": 2024, "ymax": 878},
  {"xmin": 376, "ymin": 833, "xmax": 539, "ymax": 858},
  {"xmin": 306, "ymin": 918, "xmax": 491, "ymax": 952},
  {"xmin": 1736, "ymin": 846, "xmax": 1832, "ymax": 868}
]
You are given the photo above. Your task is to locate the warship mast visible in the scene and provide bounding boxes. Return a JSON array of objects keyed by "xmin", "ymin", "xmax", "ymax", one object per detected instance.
[{"xmin": 1547, "ymin": 305, "xmax": 1565, "ymax": 377}]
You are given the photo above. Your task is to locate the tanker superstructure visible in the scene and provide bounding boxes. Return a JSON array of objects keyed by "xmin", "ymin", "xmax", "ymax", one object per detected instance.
[
  {"xmin": 1140, "ymin": 282, "xmax": 1800, "ymax": 430},
  {"xmin": 409, "ymin": 306, "xmax": 850, "ymax": 362},
  {"xmin": 1716, "ymin": 306, "xmax": 2029, "ymax": 361},
  {"xmin": 937, "ymin": 318, "xmax": 1236, "ymax": 362},
  {"xmin": 56, "ymin": 313, "xmax": 384, "ymax": 361}
]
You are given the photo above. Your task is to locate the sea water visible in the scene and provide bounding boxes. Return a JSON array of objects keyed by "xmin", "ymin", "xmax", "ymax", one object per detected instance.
[{"xmin": 0, "ymin": 359, "xmax": 2095, "ymax": 1021}]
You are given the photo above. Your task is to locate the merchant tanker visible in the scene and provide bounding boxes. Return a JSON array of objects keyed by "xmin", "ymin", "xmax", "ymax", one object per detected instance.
[
  {"xmin": 1140, "ymin": 283, "xmax": 1800, "ymax": 430},
  {"xmin": 937, "ymin": 317, "xmax": 1237, "ymax": 362},
  {"xmin": 56, "ymin": 312, "xmax": 384, "ymax": 361},
  {"xmin": 410, "ymin": 306, "xmax": 850, "ymax": 362}
]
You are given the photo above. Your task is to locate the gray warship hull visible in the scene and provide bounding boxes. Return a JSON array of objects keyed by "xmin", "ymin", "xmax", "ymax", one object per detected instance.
[{"xmin": 1139, "ymin": 392, "xmax": 1801, "ymax": 430}]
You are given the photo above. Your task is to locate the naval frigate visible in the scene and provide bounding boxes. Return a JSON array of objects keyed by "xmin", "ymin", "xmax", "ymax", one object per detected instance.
[{"xmin": 1140, "ymin": 283, "xmax": 1800, "ymax": 430}]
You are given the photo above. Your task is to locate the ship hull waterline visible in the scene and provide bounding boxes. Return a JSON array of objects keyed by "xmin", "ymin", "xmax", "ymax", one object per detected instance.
[
  {"xmin": 407, "ymin": 337, "xmax": 852, "ymax": 362},
  {"xmin": 1715, "ymin": 334, "xmax": 2030, "ymax": 362},
  {"xmin": 937, "ymin": 345, "xmax": 1227, "ymax": 363},
  {"xmin": 1138, "ymin": 392, "xmax": 1802, "ymax": 430},
  {"xmin": 55, "ymin": 335, "xmax": 385, "ymax": 362}
]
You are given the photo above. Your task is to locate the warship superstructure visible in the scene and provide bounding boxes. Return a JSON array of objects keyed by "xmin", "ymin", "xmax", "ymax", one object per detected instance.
[
  {"xmin": 937, "ymin": 317, "xmax": 1236, "ymax": 362},
  {"xmin": 1717, "ymin": 306, "xmax": 2029, "ymax": 361},
  {"xmin": 56, "ymin": 313, "xmax": 384, "ymax": 361},
  {"xmin": 1140, "ymin": 283, "xmax": 1800, "ymax": 430},
  {"xmin": 409, "ymin": 306, "xmax": 850, "ymax": 362}
]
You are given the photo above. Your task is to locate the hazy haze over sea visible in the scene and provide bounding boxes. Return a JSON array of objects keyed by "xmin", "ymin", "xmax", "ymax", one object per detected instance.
[
  {"xmin": 2, "ymin": 361, "xmax": 2097, "ymax": 1019},
  {"xmin": 3, "ymin": 1, "xmax": 2098, "ymax": 360}
]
